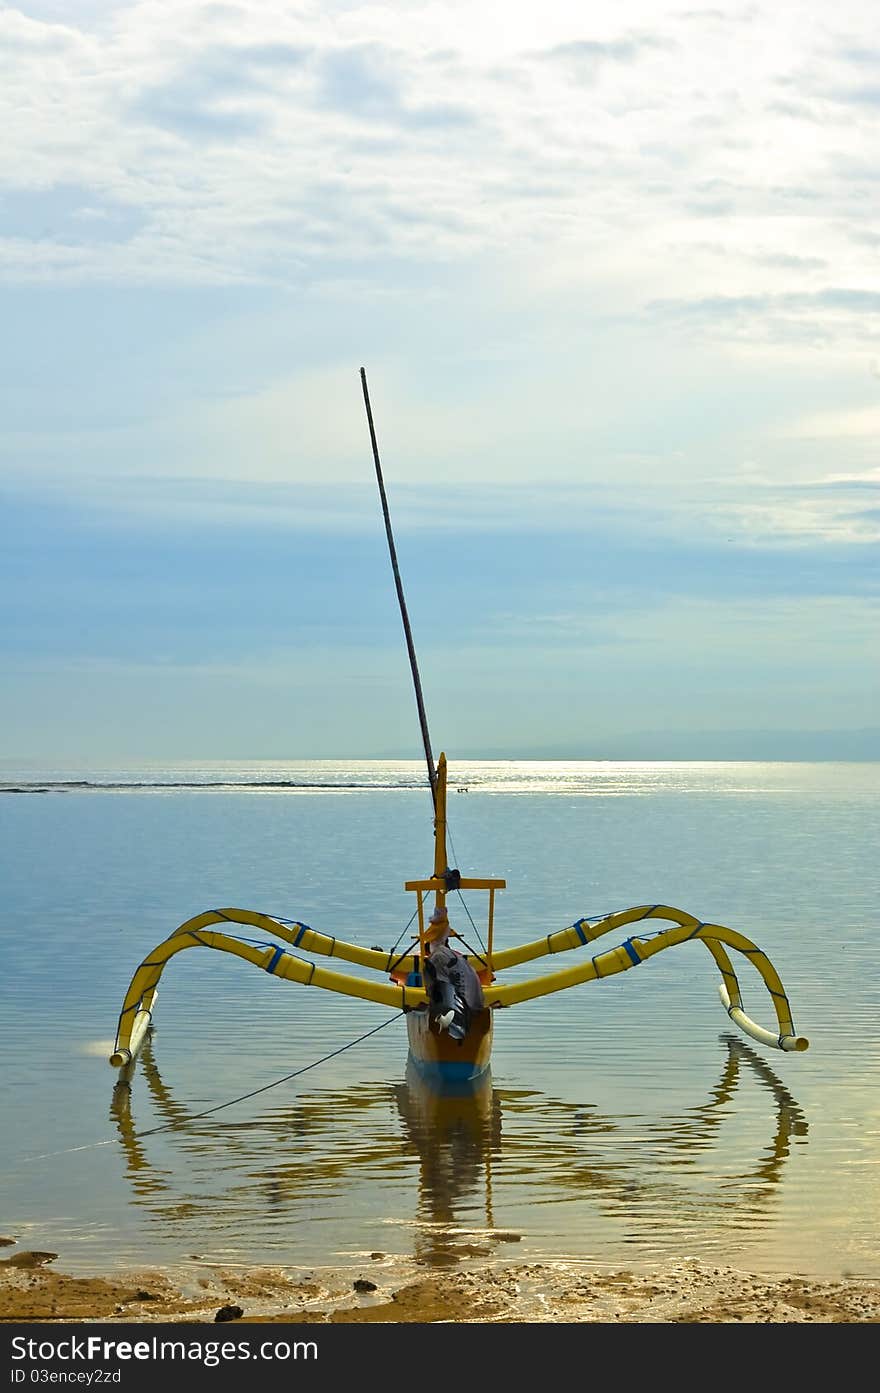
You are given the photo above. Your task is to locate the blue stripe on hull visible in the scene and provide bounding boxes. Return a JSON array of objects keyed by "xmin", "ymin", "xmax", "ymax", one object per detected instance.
[{"xmin": 406, "ymin": 1050, "xmax": 491, "ymax": 1093}]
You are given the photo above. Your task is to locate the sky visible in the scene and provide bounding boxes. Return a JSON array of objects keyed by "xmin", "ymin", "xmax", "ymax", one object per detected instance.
[{"xmin": 1, "ymin": 0, "xmax": 878, "ymax": 761}]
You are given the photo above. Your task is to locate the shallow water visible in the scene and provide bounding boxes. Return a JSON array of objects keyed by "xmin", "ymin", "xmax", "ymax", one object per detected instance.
[{"xmin": 0, "ymin": 761, "xmax": 877, "ymax": 1280}]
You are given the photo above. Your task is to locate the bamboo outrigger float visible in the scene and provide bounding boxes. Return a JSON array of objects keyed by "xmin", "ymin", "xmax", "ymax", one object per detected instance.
[{"xmin": 109, "ymin": 371, "xmax": 809, "ymax": 1091}]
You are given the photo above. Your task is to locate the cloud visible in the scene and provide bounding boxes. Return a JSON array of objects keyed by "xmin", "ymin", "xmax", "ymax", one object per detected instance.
[
  {"xmin": 647, "ymin": 288, "xmax": 880, "ymax": 346},
  {"xmin": 131, "ymin": 90, "xmax": 268, "ymax": 141},
  {"xmin": 698, "ymin": 462, "xmax": 880, "ymax": 545},
  {"xmin": 317, "ymin": 43, "xmax": 475, "ymax": 129},
  {"xmin": 0, "ymin": 183, "xmax": 146, "ymax": 243},
  {"xmin": 780, "ymin": 408, "xmax": 880, "ymax": 440},
  {"xmin": 0, "ymin": 6, "xmax": 84, "ymax": 52},
  {"xmin": 541, "ymin": 33, "xmax": 672, "ymax": 77},
  {"xmin": 845, "ymin": 508, "xmax": 880, "ymax": 522},
  {"xmin": 820, "ymin": 467, "xmax": 880, "ymax": 484},
  {"xmin": 129, "ymin": 42, "xmax": 310, "ymax": 141},
  {"xmin": 829, "ymin": 82, "xmax": 880, "ymax": 106},
  {"xmin": 750, "ymin": 251, "xmax": 828, "ymax": 271},
  {"xmin": 0, "ymin": 0, "xmax": 871, "ymax": 299}
]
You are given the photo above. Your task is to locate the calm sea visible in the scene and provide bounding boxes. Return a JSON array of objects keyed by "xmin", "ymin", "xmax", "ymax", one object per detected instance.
[{"xmin": 1, "ymin": 760, "xmax": 878, "ymax": 1281}]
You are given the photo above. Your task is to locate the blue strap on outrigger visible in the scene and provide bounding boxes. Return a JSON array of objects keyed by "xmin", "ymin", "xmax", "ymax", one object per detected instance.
[{"xmin": 264, "ymin": 944, "xmax": 285, "ymax": 974}]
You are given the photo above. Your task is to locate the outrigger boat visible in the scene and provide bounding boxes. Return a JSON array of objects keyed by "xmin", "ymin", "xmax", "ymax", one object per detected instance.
[{"xmin": 109, "ymin": 371, "xmax": 809, "ymax": 1092}]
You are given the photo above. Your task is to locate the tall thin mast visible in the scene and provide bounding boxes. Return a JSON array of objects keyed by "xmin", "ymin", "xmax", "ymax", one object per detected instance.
[{"xmin": 360, "ymin": 366, "xmax": 437, "ymax": 808}]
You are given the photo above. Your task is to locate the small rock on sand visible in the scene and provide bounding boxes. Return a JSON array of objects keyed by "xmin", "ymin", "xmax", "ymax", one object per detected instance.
[{"xmin": 214, "ymin": 1305, "xmax": 244, "ymax": 1322}]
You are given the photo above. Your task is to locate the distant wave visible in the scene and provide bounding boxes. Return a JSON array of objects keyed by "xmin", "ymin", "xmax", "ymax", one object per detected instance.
[
  {"xmin": 0, "ymin": 779, "xmax": 430, "ymax": 794},
  {"xmin": 2, "ymin": 762, "xmax": 856, "ymax": 798}
]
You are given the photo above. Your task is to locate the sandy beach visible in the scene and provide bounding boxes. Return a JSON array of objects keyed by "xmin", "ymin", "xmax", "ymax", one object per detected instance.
[{"xmin": 2, "ymin": 1245, "xmax": 878, "ymax": 1324}]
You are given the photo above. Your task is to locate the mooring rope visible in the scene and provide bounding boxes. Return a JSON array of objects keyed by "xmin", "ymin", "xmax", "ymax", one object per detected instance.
[
  {"xmin": 445, "ymin": 820, "xmax": 488, "ymax": 956},
  {"xmin": 13, "ymin": 1013, "xmax": 404, "ymax": 1169},
  {"xmin": 385, "ymin": 904, "xmax": 420, "ymax": 957}
]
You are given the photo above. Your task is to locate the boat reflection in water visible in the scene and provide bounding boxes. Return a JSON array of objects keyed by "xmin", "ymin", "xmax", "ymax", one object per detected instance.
[
  {"xmin": 111, "ymin": 1036, "xmax": 808, "ymax": 1270},
  {"xmin": 392, "ymin": 1062, "xmax": 503, "ymax": 1267}
]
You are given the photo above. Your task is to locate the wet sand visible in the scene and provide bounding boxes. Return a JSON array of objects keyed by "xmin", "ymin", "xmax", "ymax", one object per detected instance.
[{"xmin": 2, "ymin": 1247, "xmax": 878, "ymax": 1323}]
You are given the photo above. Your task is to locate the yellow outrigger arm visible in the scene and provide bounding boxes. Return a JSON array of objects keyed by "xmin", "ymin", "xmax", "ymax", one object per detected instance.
[
  {"xmin": 484, "ymin": 906, "xmax": 808, "ymax": 1052},
  {"xmin": 110, "ymin": 901, "xmax": 807, "ymax": 1074},
  {"xmin": 484, "ymin": 903, "xmax": 809, "ymax": 1051},
  {"xmin": 110, "ymin": 917, "xmax": 427, "ymax": 1069}
]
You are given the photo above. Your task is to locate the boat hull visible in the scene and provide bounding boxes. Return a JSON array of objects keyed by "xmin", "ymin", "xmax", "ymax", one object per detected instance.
[{"xmin": 405, "ymin": 1006, "xmax": 493, "ymax": 1092}]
